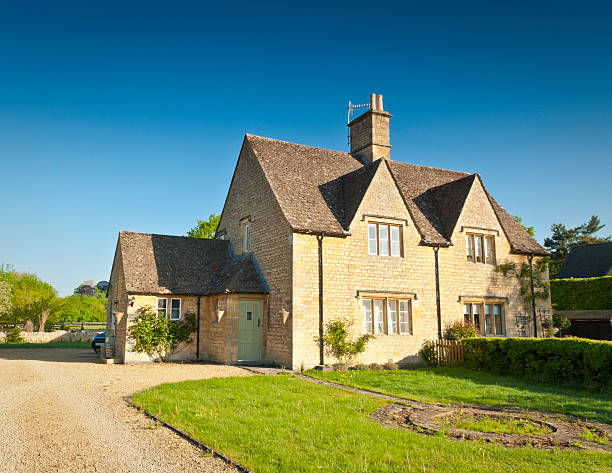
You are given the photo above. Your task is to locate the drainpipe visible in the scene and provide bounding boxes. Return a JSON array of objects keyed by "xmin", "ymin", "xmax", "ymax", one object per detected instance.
[
  {"xmin": 434, "ymin": 247, "xmax": 442, "ymax": 339},
  {"xmin": 196, "ymin": 295, "xmax": 201, "ymax": 359},
  {"xmin": 317, "ymin": 233, "xmax": 325, "ymax": 365},
  {"xmin": 529, "ymin": 255, "xmax": 538, "ymax": 338}
]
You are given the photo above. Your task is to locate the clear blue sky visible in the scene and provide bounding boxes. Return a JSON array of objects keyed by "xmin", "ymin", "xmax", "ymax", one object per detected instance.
[{"xmin": 1, "ymin": 1, "xmax": 610, "ymax": 296}]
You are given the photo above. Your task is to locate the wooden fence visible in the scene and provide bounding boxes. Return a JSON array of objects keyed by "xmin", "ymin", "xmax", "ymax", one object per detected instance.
[
  {"xmin": 435, "ymin": 339, "xmax": 464, "ymax": 365},
  {"xmin": 50, "ymin": 322, "xmax": 106, "ymax": 331}
]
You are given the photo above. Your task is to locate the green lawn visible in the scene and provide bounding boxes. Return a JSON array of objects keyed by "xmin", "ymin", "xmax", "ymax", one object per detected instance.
[
  {"xmin": 131, "ymin": 375, "xmax": 611, "ymax": 473},
  {"xmin": 306, "ymin": 367, "xmax": 612, "ymax": 424},
  {"xmin": 0, "ymin": 342, "xmax": 90, "ymax": 349}
]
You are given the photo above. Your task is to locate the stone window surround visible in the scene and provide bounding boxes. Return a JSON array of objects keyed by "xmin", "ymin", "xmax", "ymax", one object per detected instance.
[
  {"xmin": 462, "ymin": 297, "xmax": 506, "ymax": 336},
  {"xmin": 360, "ymin": 293, "xmax": 414, "ymax": 336},
  {"xmin": 367, "ymin": 220, "xmax": 404, "ymax": 258},
  {"xmin": 466, "ymin": 232, "xmax": 496, "ymax": 265},
  {"xmin": 239, "ymin": 216, "xmax": 251, "ymax": 253}
]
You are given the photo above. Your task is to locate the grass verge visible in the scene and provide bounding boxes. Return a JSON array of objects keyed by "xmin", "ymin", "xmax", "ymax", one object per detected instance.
[
  {"xmin": 305, "ymin": 367, "xmax": 612, "ymax": 424},
  {"xmin": 0, "ymin": 342, "xmax": 90, "ymax": 349},
  {"xmin": 131, "ymin": 375, "xmax": 611, "ymax": 473}
]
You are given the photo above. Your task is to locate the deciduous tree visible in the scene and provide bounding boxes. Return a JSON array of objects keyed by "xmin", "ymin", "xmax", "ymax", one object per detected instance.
[{"xmin": 186, "ymin": 213, "xmax": 220, "ymax": 239}]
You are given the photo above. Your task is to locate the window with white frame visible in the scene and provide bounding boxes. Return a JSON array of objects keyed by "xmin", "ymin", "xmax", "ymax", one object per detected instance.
[
  {"xmin": 157, "ymin": 298, "xmax": 167, "ymax": 317},
  {"xmin": 373, "ymin": 299, "xmax": 384, "ymax": 334},
  {"xmin": 170, "ymin": 298, "xmax": 181, "ymax": 320},
  {"xmin": 362, "ymin": 299, "xmax": 373, "ymax": 334},
  {"xmin": 362, "ymin": 297, "xmax": 412, "ymax": 335},
  {"xmin": 367, "ymin": 222, "xmax": 402, "ymax": 257}
]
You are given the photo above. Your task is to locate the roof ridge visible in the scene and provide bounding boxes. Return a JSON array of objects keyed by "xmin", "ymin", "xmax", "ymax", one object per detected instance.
[
  {"xmin": 246, "ymin": 133, "xmax": 353, "ymax": 156},
  {"xmin": 571, "ymin": 241, "xmax": 612, "ymax": 249},
  {"xmin": 389, "ymin": 159, "xmax": 471, "ymax": 177},
  {"xmin": 119, "ymin": 230, "xmax": 227, "ymax": 242}
]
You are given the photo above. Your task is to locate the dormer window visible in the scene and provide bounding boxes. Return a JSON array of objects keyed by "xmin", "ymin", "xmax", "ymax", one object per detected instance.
[
  {"xmin": 466, "ymin": 233, "xmax": 495, "ymax": 264},
  {"xmin": 368, "ymin": 222, "xmax": 402, "ymax": 257}
]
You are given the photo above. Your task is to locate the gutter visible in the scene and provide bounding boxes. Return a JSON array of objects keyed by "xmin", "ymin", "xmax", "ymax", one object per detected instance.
[
  {"xmin": 434, "ymin": 247, "xmax": 442, "ymax": 339},
  {"xmin": 317, "ymin": 233, "xmax": 325, "ymax": 365},
  {"xmin": 196, "ymin": 295, "xmax": 201, "ymax": 359},
  {"xmin": 528, "ymin": 255, "xmax": 538, "ymax": 337}
]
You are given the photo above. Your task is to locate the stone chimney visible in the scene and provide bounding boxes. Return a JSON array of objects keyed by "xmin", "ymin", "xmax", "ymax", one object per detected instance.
[{"xmin": 348, "ymin": 93, "xmax": 392, "ymax": 163}]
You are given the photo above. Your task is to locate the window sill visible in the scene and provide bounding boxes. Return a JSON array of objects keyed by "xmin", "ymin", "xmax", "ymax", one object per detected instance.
[{"xmin": 368, "ymin": 254, "xmax": 404, "ymax": 259}]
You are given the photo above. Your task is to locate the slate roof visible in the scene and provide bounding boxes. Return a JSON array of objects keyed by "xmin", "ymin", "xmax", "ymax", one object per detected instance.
[
  {"xmin": 117, "ymin": 231, "xmax": 268, "ymax": 295},
  {"xmin": 245, "ymin": 134, "xmax": 548, "ymax": 255},
  {"xmin": 555, "ymin": 242, "xmax": 612, "ymax": 279}
]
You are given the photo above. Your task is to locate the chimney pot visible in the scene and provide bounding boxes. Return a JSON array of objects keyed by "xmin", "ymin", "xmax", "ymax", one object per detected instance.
[
  {"xmin": 370, "ymin": 93, "xmax": 376, "ymax": 110},
  {"xmin": 376, "ymin": 94, "xmax": 384, "ymax": 111}
]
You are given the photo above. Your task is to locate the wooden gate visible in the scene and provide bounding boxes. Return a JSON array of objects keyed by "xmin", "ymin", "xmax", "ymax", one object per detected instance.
[{"xmin": 435, "ymin": 340, "xmax": 464, "ymax": 365}]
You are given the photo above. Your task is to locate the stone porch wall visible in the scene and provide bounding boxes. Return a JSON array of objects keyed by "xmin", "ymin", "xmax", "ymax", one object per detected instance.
[{"xmin": 113, "ymin": 293, "xmax": 269, "ymax": 364}]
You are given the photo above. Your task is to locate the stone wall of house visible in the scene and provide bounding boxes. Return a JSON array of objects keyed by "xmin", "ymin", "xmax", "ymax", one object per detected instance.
[
  {"xmin": 216, "ymin": 140, "xmax": 293, "ymax": 367},
  {"xmin": 199, "ymin": 293, "xmax": 269, "ymax": 364},
  {"xmin": 291, "ymin": 161, "xmax": 550, "ymax": 369},
  {"xmin": 440, "ymin": 177, "xmax": 550, "ymax": 337},
  {"xmin": 106, "ymin": 244, "xmax": 129, "ymax": 359}
]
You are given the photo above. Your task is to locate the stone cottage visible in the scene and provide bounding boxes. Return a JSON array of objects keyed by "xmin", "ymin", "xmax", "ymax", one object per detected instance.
[{"xmin": 106, "ymin": 94, "xmax": 551, "ymax": 367}]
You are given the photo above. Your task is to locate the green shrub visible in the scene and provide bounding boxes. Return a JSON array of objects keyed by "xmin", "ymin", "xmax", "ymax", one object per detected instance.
[
  {"xmin": 550, "ymin": 276, "xmax": 612, "ymax": 310},
  {"xmin": 4, "ymin": 326, "xmax": 24, "ymax": 343},
  {"xmin": 553, "ymin": 312, "xmax": 571, "ymax": 330},
  {"xmin": 332, "ymin": 362, "xmax": 349, "ymax": 371},
  {"xmin": 443, "ymin": 321, "xmax": 479, "ymax": 341},
  {"xmin": 129, "ymin": 307, "xmax": 196, "ymax": 362},
  {"xmin": 349, "ymin": 363, "xmax": 368, "ymax": 371},
  {"xmin": 368, "ymin": 363, "xmax": 383, "ymax": 370},
  {"xmin": 318, "ymin": 318, "xmax": 374, "ymax": 364},
  {"xmin": 419, "ymin": 340, "xmax": 439, "ymax": 366},
  {"xmin": 463, "ymin": 337, "xmax": 612, "ymax": 393},
  {"xmin": 383, "ymin": 362, "xmax": 399, "ymax": 370}
]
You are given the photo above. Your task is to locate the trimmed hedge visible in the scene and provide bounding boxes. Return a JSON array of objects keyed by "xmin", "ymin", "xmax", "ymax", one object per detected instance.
[
  {"xmin": 550, "ymin": 276, "xmax": 612, "ymax": 310},
  {"xmin": 463, "ymin": 337, "xmax": 612, "ymax": 393}
]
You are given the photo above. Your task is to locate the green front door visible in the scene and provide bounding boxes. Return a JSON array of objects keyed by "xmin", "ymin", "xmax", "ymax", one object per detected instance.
[{"xmin": 238, "ymin": 299, "xmax": 263, "ymax": 361}]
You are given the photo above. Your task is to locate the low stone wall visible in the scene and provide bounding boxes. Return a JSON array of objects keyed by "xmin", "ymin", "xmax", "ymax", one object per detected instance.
[{"xmin": 0, "ymin": 330, "xmax": 101, "ymax": 343}]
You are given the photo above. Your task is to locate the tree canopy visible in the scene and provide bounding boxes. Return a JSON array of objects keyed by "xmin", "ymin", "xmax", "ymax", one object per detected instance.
[
  {"xmin": 0, "ymin": 278, "xmax": 11, "ymax": 318},
  {"xmin": 186, "ymin": 213, "xmax": 220, "ymax": 239},
  {"xmin": 56, "ymin": 294, "xmax": 107, "ymax": 323},
  {"xmin": 0, "ymin": 264, "xmax": 107, "ymax": 329},
  {"xmin": 544, "ymin": 215, "xmax": 610, "ymax": 276},
  {"xmin": 512, "ymin": 215, "xmax": 535, "ymax": 237},
  {"xmin": 0, "ymin": 268, "xmax": 59, "ymax": 329}
]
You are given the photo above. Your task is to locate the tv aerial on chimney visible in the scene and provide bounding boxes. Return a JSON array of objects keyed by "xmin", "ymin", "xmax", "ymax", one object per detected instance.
[{"xmin": 347, "ymin": 99, "xmax": 371, "ymax": 148}]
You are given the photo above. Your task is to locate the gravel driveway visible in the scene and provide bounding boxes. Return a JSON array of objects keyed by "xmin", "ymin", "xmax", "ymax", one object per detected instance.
[{"xmin": 0, "ymin": 348, "xmax": 250, "ymax": 473}]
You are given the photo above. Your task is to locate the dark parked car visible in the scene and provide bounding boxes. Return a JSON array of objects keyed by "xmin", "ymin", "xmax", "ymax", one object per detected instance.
[{"xmin": 91, "ymin": 332, "xmax": 105, "ymax": 353}]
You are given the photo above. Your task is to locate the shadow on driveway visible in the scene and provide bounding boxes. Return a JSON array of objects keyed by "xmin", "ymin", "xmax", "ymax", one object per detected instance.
[{"xmin": 0, "ymin": 347, "xmax": 99, "ymax": 363}]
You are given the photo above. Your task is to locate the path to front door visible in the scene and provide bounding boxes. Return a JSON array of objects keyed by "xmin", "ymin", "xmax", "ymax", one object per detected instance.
[{"xmin": 238, "ymin": 299, "xmax": 263, "ymax": 361}]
